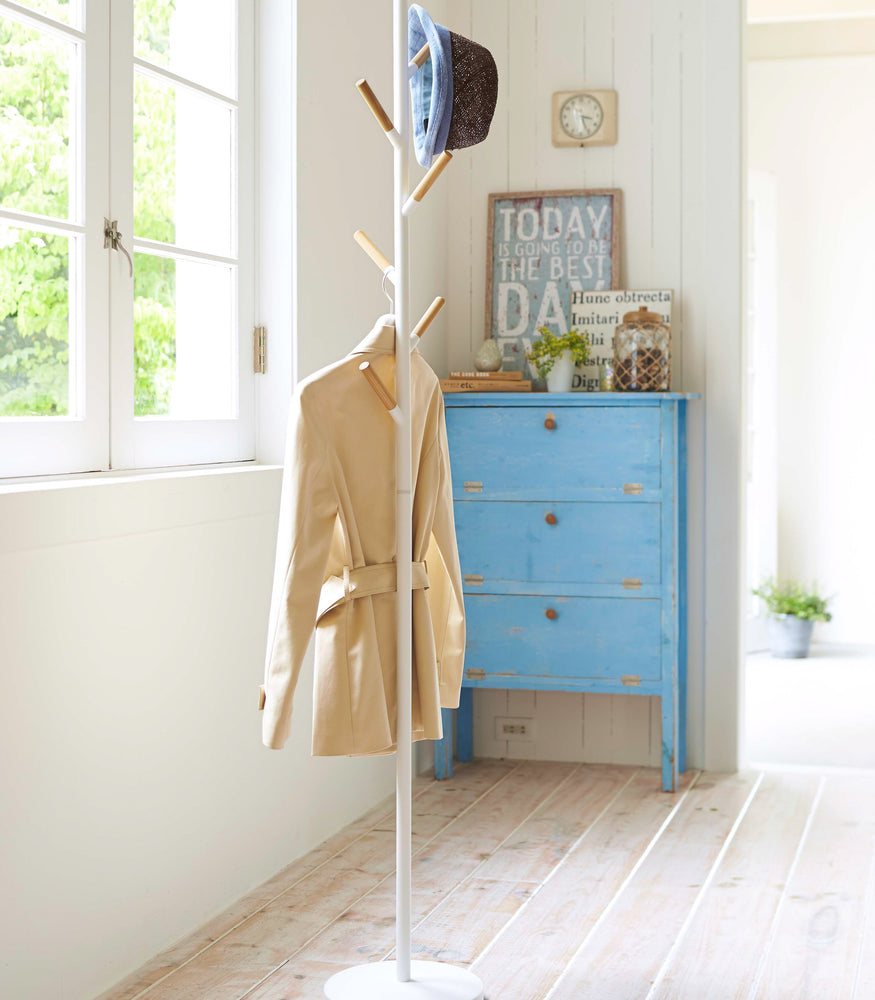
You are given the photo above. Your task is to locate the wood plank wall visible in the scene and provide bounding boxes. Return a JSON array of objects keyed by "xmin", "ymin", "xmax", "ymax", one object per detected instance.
[{"xmin": 442, "ymin": 0, "xmax": 743, "ymax": 771}]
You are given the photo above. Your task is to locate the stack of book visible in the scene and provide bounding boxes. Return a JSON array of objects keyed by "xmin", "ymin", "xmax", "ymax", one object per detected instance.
[{"xmin": 440, "ymin": 370, "xmax": 532, "ymax": 393}]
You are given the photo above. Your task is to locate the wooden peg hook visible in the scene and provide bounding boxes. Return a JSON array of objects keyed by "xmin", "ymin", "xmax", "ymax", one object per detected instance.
[
  {"xmin": 411, "ymin": 43, "xmax": 430, "ymax": 70},
  {"xmin": 411, "ymin": 297, "xmax": 445, "ymax": 344},
  {"xmin": 403, "ymin": 151, "xmax": 453, "ymax": 214},
  {"xmin": 359, "ymin": 361, "xmax": 396, "ymax": 411},
  {"xmin": 353, "ymin": 229, "xmax": 394, "ymax": 277},
  {"xmin": 355, "ymin": 78, "xmax": 394, "ymax": 134}
]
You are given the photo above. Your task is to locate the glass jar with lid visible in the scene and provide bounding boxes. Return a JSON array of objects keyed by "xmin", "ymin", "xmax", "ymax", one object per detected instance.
[{"xmin": 613, "ymin": 306, "xmax": 671, "ymax": 391}]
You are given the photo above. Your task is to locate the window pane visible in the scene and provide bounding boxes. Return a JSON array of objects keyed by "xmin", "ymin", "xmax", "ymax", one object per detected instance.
[
  {"xmin": 0, "ymin": 225, "xmax": 71, "ymax": 417},
  {"xmin": 134, "ymin": 252, "xmax": 235, "ymax": 419},
  {"xmin": 0, "ymin": 15, "xmax": 76, "ymax": 220},
  {"xmin": 134, "ymin": 72, "xmax": 233, "ymax": 255},
  {"xmin": 12, "ymin": 0, "xmax": 81, "ymax": 29},
  {"xmin": 134, "ymin": 0, "xmax": 235, "ymax": 97}
]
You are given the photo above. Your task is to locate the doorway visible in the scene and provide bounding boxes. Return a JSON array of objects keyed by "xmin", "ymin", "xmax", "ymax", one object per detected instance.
[{"xmin": 743, "ymin": 0, "xmax": 875, "ymax": 768}]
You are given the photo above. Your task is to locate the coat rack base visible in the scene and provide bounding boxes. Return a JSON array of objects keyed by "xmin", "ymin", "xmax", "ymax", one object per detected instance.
[{"xmin": 324, "ymin": 960, "xmax": 484, "ymax": 999}]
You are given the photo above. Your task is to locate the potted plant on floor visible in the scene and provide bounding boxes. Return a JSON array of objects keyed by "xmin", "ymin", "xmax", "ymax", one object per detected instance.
[
  {"xmin": 751, "ymin": 578, "xmax": 832, "ymax": 658},
  {"xmin": 526, "ymin": 326, "xmax": 591, "ymax": 392}
]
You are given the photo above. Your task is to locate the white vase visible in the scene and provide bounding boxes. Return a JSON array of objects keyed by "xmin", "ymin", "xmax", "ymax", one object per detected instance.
[{"xmin": 546, "ymin": 350, "xmax": 575, "ymax": 392}]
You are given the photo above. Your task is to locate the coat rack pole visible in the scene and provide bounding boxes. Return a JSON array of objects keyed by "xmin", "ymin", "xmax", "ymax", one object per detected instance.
[
  {"xmin": 392, "ymin": 0, "xmax": 414, "ymax": 982},
  {"xmin": 325, "ymin": 4, "xmax": 483, "ymax": 996}
]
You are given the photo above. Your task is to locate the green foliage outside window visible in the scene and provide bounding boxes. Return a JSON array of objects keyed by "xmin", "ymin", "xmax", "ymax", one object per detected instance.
[{"xmin": 0, "ymin": 0, "xmax": 180, "ymax": 417}]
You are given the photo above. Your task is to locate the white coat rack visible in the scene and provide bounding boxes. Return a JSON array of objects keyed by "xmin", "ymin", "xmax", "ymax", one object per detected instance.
[{"xmin": 323, "ymin": 4, "xmax": 484, "ymax": 999}]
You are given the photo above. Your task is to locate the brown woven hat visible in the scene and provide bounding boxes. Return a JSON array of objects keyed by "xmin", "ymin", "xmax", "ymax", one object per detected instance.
[
  {"xmin": 445, "ymin": 31, "xmax": 499, "ymax": 151},
  {"xmin": 408, "ymin": 5, "xmax": 499, "ymax": 167}
]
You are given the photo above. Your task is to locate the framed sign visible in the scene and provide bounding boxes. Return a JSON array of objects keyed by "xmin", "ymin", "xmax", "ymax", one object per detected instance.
[
  {"xmin": 570, "ymin": 289, "xmax": 673, "ymax": 391},
  {"xmin": 485, "ymin": 188, "xmax": 622, "ymax": 374}
]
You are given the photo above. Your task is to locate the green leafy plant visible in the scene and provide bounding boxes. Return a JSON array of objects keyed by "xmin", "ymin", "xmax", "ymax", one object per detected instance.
[
  {"xmin": 751, "ymin": 578, "xmax": 833, "ymax": 622},
  {"xmin": 525, "ymin": 326, "xmax": 591, "ymax": 379}
]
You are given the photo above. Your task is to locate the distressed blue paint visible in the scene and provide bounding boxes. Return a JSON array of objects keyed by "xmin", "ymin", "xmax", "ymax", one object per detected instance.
[
  {"xmin": 434, "ymin": 394, "xmax": 695, "ymax": 792},
  {"xmin": 446, "ymin": 404, "xmax": 663, "ymax": 501},
  {"xmin": 444, "ymin": 392, "xmax": 699, "ymax": 406},
  {"xmin": 660, "ymin": 401, "xmax": 679, "ymax": 792},
  {"xmin": 464, "ymin": 595, "xmax": 663, "ymax": 681},
  {"xmin": 455, "ymin": 688, "xmax": 474, "ymax": 763},
  {"xmin": 454, "ymin": 501, "xmax": 661, "ymax": 586},
  {"xmin": 463, "ymin": 675, "xmax": 664, "ymax": 695},
  {"xmin": 434, "ymin": 707, "xmax": 454, "ymax": 780},
  {"xmin": 678, "ymin": 400, "xmax": 689, "ymax": 776}
]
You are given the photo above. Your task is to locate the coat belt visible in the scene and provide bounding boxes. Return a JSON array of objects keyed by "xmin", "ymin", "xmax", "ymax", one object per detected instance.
[{"xmin": 316, "ymin": 561, "xmax": 429, "ymax": 623}]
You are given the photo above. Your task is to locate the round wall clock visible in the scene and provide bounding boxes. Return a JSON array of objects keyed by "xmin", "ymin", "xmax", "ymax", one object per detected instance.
[{"xmin": 551, "ymin": 89, "xmax": 618, "ymax": 148}]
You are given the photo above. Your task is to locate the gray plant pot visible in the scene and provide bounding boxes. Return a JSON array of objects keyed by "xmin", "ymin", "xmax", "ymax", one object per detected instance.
[{"xmin": 767, "ymin": 614, "xmax": 815, "ymax": 659}]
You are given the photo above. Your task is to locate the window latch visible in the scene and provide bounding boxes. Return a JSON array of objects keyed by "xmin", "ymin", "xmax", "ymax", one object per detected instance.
[{"xmin": 103, "ymin": 218, "xmax": 133, "ymax": 277}]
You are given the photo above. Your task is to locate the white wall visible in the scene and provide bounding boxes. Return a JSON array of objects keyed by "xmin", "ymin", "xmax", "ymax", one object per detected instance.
[
  {"xmin": 295, "ymin": 1, "xmax": 449, "ymax": 382},
  {"xmin": 748, "ymin": 55, "xmax": 875, "ymax": 644},
  {"xmin": 442, "ymin": 0, "xmax": 743, "ymax": 773},
  {"xmin": 0, "ymin": 470, "xmax": 394, "ymax": 1000}
]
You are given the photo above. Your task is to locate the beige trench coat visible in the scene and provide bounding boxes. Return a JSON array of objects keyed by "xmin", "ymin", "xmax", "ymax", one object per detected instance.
[{"xmin": 260, "ymin": 314, "xmax": 465, "ymax": 755}]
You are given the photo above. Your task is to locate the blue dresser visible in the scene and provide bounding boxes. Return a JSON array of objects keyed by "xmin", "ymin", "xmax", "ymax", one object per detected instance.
[{"xmin": 434, "ymin": 392, "xmax": 698, "ymax": 792}]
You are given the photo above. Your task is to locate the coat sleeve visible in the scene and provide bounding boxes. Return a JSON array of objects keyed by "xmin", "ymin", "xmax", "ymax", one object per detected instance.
[
  {"xmin": 261, "ymin": 387, "xmax": 337, "ymax": 750},
  {"xmin": 424, "ymin": 391, "xmax": 466, "ymax": 707}
]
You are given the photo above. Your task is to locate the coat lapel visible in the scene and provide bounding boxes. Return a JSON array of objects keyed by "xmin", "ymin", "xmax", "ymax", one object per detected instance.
[{"xmin": 349, "ymin": 314, "xmax": 396, "ymax": 356}]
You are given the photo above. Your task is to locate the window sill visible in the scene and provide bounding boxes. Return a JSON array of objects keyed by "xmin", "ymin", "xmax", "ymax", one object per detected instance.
[
  {"xmin": 0, "ymin": 461, "xmax": 283, "ymax": 496},
  {"xmin": 0, "ymin": 461, "xmax": 286, "ymax": 554}
]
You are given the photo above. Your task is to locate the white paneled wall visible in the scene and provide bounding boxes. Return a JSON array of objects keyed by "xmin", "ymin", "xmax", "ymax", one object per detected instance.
[{"xmin": 443, "ymin": 0, "xmax": 743, "ymax": 771}]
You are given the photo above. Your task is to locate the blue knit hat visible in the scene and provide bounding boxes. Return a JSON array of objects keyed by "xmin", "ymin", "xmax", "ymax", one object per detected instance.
[{"xmin": 408, "ymin": 5, "xmax": 499, "ymax": 169}]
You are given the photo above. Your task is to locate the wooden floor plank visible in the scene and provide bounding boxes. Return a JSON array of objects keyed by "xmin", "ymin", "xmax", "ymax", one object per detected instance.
[
  {"xmin": 475, "ymin": 764, "xmax": 638, "ymax": 884},
  {"xmin": 94, "ymin": 760, "xmax": 875, "ymax": 1000},
  {"xmin": 412, "ymin": 878, "xmax": 536, "ymax": 965},
  {"xmin": 546, "ymin": 770, "xmax": 761, "ymax": 1000},
  {"xmin": 248, "ymin": 761, "xmax": 577, "ymax": 997},
  {"xmin": 752, "ymin": 773, "xmax": 875, "ymax": 1000},
  {"xmin": 471, "ymin": 767, "xmax": 698, "ymax": 1000},
  {"xmin": 120, "ymin": 761, "xmax": 517, "ymax": 1000},
  {"xmin": 403, "ymin": 765, "xmax": 639, "ymax": 972},
  {"xmin": 853, "ymin": 835, "xmax": 875, "ymax": 999},
  {"xmin": 650, "ymin": 770, "xmax": 822, "ymax": 999},
  {"xmin": 92, "ymin": 774, "xmax": 443, "ymax": 1000}
]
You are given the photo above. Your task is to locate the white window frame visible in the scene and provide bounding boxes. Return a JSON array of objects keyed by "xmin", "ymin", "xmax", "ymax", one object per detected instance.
[{"xmin": 0, "ymin": 0, "xmax": 255, "ymax": 479}]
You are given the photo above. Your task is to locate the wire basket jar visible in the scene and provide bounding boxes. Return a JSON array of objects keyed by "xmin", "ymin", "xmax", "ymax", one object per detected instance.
[{"xmin": 613, "ymin": 306, "xmax": 671, "ymax": 391}]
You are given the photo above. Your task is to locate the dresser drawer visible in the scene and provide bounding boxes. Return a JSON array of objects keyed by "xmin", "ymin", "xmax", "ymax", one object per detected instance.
[
  {"xmin": 463, "ymin": 594, "xmax": 662, "ymax": 683},
  {"xmin": 455, "ymin": 500, "xmax": 661, "ymax": 587},
  {"xmin": 446, "ymin": 405, "xmax": 661, "ymax": 500}
]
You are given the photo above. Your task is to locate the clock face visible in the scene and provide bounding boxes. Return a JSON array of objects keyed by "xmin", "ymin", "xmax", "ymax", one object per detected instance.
[{"xmin": 560, "ymin": 94, "xmax": 604, "ymax": 141}]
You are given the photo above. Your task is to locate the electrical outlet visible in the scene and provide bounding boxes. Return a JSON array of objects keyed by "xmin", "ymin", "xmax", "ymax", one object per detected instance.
[{"xmin": 495, "ymin": 716, "xmax": 535, "ymax": 742}]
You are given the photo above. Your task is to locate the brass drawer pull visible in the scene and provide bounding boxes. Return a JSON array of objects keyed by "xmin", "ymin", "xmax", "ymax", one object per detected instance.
[
  {"xmin": 622, "ymin": 674, "xmax": 641, "ymax": 686},
  {"xmin": 623, "ymin": 483, "xmax": 643, "ymax": 495},
  {"xmin": 466, "ymin": 668, "xmax": 486, "ymax": 679},
  {"xmin": 545, "ymin": 608, "xmax": 558, "ymax": 621},
  {"xmin": 622, "ymin": 578, "xmax": 642, "ymax": 590},
  {"xmin": 464, "ymin": 481, "xmax": 482, "ymax": 493},
  {"xmin": 545, "ymin": 512, "xmax": 557, "ymax": 525},
  {"xmin": 544, "ymin": 413, "xmax": 556, "ymax": 430},
  {"xmin": 464, "ymin": 574, "xmax": 484, "ymax": 586}
]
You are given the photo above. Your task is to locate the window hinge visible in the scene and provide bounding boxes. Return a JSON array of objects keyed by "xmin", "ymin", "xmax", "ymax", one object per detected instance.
[{"xmin": 253, "ymin": 326, "xmax": 266, "ymax": 374}]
